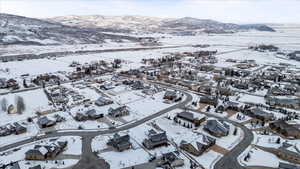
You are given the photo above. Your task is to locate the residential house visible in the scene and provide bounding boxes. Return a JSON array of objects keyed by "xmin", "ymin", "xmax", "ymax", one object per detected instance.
[
  {"xmin": 100, "ymin": 83, "xmax": 114, "ymax": 90},
  {"xmin": 143, "ymin": 129, "xmax": 169, "ymax": 149},
  {"xmin": 107, "ymin": 133, "xmax": 132, "ymax": 151},
  {"xmin": 267, "ymin": 87, "xmax": 292, "ymax": 96},
  {"xmin": 180, "ymin": 135, "xmax": 215, "ymax": 156},
  {"xmin": 131, "ymin": 81, "xmax": 144, "ymax": 90},
  {"xmin": 233, "ymin": 81, "xmax": 249, "ymax": 90},
  {"xmin": 37, "ymin": 116, "xmax": 56, "ymax": 128},
  {"xmin": 0, "ymin": 126, "xmax": 12, "ymax": 136},
  {"xmin": 10, "ymin": 162, "xmax": 21, "ymax": 169},
  {"xmin": 274, "ymin": 147, "xmax": 300, "ymax": 164},
  {"xmin": 163, "ymin": 91, "xmax": 178, "ymax": 101},
  {"xmin": 278, "ymin": 162, "xmax": 300, "ymax": 169},
  {"xmin": 6, "ymin": 79, "xmax": 19, "ymax": 89},
  {"xmin": 266, "ymin": 97, "xmax": 300, "ymax": 109},
  {"xmin": 204, "ymin": 119, "xmax": 230, "ymax": 137},
  {"xmin": 108, "ymin": 106, "xmax": 130, "ymax": 118},
  {"xmin": 217, "ymin": 101, "xmax": 240, "ymax": 112},
  {"xmin": 13, "ymin": 122, "xmax": 27, "ymax": 135},
  {"xmin": 74, "ymin": 112, "xmax": 88, "ymax": 121},
  {"xmin": 269, "ymin": 120, "xmax": 300, "ymax": 139},
  {"xmin": 176, "ymin": 111, "xmax": 206, "ymax": 127},
  {"xmin": 75, "ymin": 109, "xmax": 103, "ymax": 121},
  {"xmin": 25, "ymin": 141, "xmax": 67, "ymax": 160},
  {"xmin": 95, "ymin": 97, "xmax": 113, "ymax": 107},
  {"xmin": 86, "ymin": 109, "xmax": 103, "ymax": 119},
  {"xmin": 247, "ymin": 108, "xmax": 274, "ymax": 121},
  {"xmin": 157, "ymin": 151, "xmax": 184, "ymax": 168},
  {"xmin": 199, "ymin": 96, "xmax": 218, "ymax": 106}
]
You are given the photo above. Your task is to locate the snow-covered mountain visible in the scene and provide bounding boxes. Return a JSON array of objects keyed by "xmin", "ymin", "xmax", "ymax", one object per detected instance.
[
  {"xmin": 0, "ymin": 13, "xmax": 138, "ymax": 45},
  {"xmin": 49, "ymin": 15, "xmax": 275, "ymax": 35}
]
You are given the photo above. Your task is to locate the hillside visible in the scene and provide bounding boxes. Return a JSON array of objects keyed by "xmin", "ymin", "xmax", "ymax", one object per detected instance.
[{"xmin": 0, "ymin": 13, "xmax": 138, "ymax": 45}]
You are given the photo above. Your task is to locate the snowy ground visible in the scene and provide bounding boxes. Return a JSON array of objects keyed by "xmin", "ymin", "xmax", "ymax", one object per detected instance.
[{"xmin": 0, "ymin": 89, "xmax": 51, "ymax": 124}]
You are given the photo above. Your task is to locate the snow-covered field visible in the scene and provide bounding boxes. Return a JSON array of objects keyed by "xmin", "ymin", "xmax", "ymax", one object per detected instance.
[{"xmin": 0, "ymin": 89, "xmax": 51, "ymax": 124}]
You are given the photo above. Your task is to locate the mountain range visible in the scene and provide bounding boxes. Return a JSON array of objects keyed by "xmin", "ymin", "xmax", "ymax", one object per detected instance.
[
  {"xmin": 0, "ymin": 13, "xmax": 275, "ymax": 45},
  {"xmin": 49, "ymin": 15, "xmax": 275, "ymax": 35}
]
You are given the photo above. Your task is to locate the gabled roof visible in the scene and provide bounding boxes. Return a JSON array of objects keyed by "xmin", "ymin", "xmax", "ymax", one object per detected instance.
[
  {"xmin": 204, "ymin": 119, "xmax": 230, "ymax": 135},
  {"xmin": 177, "ymin": 111, "xmax": 195, "ymax": 121}
]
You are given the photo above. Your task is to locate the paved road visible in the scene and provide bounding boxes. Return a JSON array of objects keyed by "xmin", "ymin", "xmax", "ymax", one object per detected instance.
[{"xmin": 185, "ymin": 108, "xmax": 253, "ymax": 169}]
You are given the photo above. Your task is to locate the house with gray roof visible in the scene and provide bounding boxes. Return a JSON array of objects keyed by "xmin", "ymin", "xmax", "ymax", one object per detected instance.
[
  {"xmin": 108, "ymin": 106, "xmax": 129, "ymax": 118},
  {"xmin": 163, "ymin": 91, "xmax": 178, "ymax": 101},
  {"xmin": 204, "ymin": 119, "xmax": 230, "ymax": 137},
  {"xmin": 269, "ymin": 120, "xmax": 300, "ymax": 139},
  {"xmin": 25, "ymin": 141, "xmax": 67, "ymax": 160},
  {"xmin": 107, "ymin": 133, "xmax": 132, "ymax": 151},
  {"xmin": 199, "ymin": 96, "xmax": 218, "ymax": 106},
  {"xmin": 75, "ymin": 109, "xmax": 103, "ymax": 121},
  {"xmin": 95, "ymin": 97, "xmax": 113, "ymax": 107},
  {"xmin": 13, "ymin": 122, "xmax": 27, "ymax": 135},
  {"xmin": 279, "ymin": 162, "xmax": 300, "ymax": 169},
  {"xmin": 247, "ymin": 108, "xmax": 274, "ymax": 121},
  {"xmin": 266, "ymin": 97, "xmax": 300, "ymax": 109},
  {"xmin": 37, "ymin": 116, "xmax": 56, "ymax": 128},
  {"xmin": 143, "ymin": 129, "xmax": 169, "ymax": 149},
  {"xmin": 157, "ymin": 151, "xmax": 184, "ymax": 168},
  {"xmin": 180, "ymin": 135, "xmax": 215, "ymax": 156},
  {"xmin": 10, "ymin": 162, "xmax": 21, "ymax": 169},
  {"xmin": 176, "ymin": 111, "xmax": 206, "ymax": 127}
]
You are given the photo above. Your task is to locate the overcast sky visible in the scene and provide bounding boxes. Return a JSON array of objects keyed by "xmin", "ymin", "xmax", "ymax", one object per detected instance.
[{"xmin": 0, "ymin": 0, "xmax": 299, "ymax": 23}]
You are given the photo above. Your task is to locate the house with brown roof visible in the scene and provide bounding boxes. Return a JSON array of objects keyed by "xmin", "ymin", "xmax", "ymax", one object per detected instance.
[{"xmin": 269, "ymin": 120, "xmax": 300, "ymax": 139}]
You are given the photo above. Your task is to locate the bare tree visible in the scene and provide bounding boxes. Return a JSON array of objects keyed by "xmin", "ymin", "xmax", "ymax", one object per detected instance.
[
  {"xmin": 15, "ymin": 96, "xmax": 25, "ymax": 114},
  {"xmin": 1, "ymin": 98, "xmax": 7, "ymax": 112}
]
